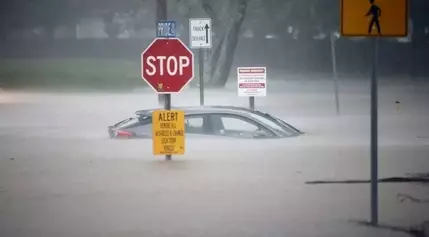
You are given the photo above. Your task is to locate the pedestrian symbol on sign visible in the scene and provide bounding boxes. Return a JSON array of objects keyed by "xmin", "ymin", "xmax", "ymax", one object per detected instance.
[
  {"xmin": 341, "ymin": 0, "xmax": 407, "ymax": 37},
  {"xmin": 366, "ymin": 0, "xmax": 382, "ymax": 35}
]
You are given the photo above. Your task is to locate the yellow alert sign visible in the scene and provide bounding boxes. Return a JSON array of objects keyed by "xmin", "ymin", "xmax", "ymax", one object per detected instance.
[
  {"xmin": 152, "ymin": 110, "xmax": 185, "ymax": 155},
  {"xmin": 341, "ymin": 0, "xmax": 408, "ymax": 37}
]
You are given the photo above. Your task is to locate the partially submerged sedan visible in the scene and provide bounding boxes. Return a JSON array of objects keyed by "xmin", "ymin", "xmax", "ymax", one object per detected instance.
[{"xmin": 108, "ymin": 106, "xmax": 303, "ymax": 139}]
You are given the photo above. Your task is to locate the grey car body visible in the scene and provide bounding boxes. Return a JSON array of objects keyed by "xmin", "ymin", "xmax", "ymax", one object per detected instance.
[{"xmin": 108, "ymin": 106, "xmax": 303, "ymax": 139}]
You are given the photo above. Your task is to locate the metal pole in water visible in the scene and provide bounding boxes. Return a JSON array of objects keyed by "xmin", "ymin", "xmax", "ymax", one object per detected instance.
[
  {"xmin": 330, "ymin": 32, "xmax": 340, "ymax": 116},
  {"xmin": 370, "ymin": 37, "xmax": 379, "ymax": 226},
  {"xmin": 165, "ymin": 93, "xmax": 172, "ymax": 161},
  {"xmin": 156, "ymin": 0, "xmax": 167, "ymax": 107},
  {"xmin": 199, "ymin": 49, "xmax": 204, "ymax": 106},
  {"xmin": 249, "ymin": 96, "xmax": 255, "ymax": 110}
]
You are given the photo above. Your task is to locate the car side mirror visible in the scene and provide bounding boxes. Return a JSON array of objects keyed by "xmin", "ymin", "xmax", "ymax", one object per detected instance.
[{"xmin": 253, "ymin": 130, "xmax": 269, "ymax": 138}]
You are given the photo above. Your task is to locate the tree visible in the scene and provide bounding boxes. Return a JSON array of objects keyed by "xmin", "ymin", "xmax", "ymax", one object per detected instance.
[
  {"xmin": 0, "ymin": 0, "xmax": 86, "ymax": 39},
  {"xmin": 103, "ymin": 12, "xmax": 122, "ymax": 38},
  {"xmin": 243, "ymin": 0, "xmax": 295, "ymax": 39},
  {"xmin": 0, "ymin": 0, "xmax": 148, "ymax": 39},
  {"xmin": 176, "ymin": 0, "xmax": 330, "ymax": 87},
  {"xmin": 175, "ymin": 0, "xmax": 250, "ymax": 88},
  {"xmin": 176, "ymin": 0, "xmax": 386, "ymax": 87},
  {"xmin": 97, "ymin": 0, "xmax": 148, "ymax": 38},
  {"xmin": 0, "ymin": 1, "xmax": 21, "ymax": 39},
  {"xmin": 29, "ymin": 0, "xmax": 80, "ymax": 39},
  {"xmin": 0, "ymin": 0, "xmax": 42, "ymax": 39},
  {"xmin": 202, "ymin": 0, "xmax": 251, "ymax": 87}
]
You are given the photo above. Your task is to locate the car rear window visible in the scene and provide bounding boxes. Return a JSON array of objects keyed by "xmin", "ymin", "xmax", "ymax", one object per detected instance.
[
  {"xmin": 115, "ymin": 117, "xmax": 140, "ymax": 128},
  {"xmin": 116, "ymin": 115, "xmax": 153, "ymax": 129}
]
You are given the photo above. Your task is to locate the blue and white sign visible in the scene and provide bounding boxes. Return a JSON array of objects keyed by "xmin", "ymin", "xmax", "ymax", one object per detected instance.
[{"xmin": 157, "ymin": 20, "xmax": 176, "ymax": 38}]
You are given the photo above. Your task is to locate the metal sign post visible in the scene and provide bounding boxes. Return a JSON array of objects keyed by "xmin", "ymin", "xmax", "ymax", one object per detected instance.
[
  {"xmin": 156, "ymin": 0, "xmax": 168, "ymax": 108},
  {"xmin": 190, "ymin": 18, "xmax": 212, "ymax": 106},
  {"xmin": 165, "ymin": 94, "xmax": 172, "ymax": 160},
  {"xmin": 370, "ymin": 37, "xmax": 379, "ymax": 224},
  {"xmin": 198, "ymin": 49, "xmax": 205, "ymax": 105},
  {"xmin": 330, "ymin": 32, "xmax": 340, "ymax": 116},
  {"xmin": 141, "ymin": 38, "xmax": 194, "ymax": 160},
  {"xmin": 249, "ymin": 96, "xmax": 255, "ymax": 110},
  {"xmin": 146, "ymin": 10, "xmax": 193, "ymax": 160},
  {"xmin": 237, "ymin": 67, "xmax": 267, "ymax": 111},
  {"xmin": 341, "ymin": 0, "xmax": 409, "ymax": 226},
  {"xmin": 156, "ymin": 20, "xmax": 176, "ymax": 160},
  {"xmin": 152, "ymin": 109, "xmax": 185, "ymax": 157}
]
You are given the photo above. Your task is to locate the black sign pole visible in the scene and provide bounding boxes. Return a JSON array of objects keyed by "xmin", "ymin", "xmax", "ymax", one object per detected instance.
[
  {"xmin": 249, "ymin": 96, "xmax": 255, "ymax": 110},
  {"xmin": 156, "ymin": 0, "xmax": 167, "ymax": 108},
  {"xmin": 164, "ymin": 93, "xmax": 172, "ymax": 160},
  {"xmin": 370, "ymin": 37, "xmax": 379, "ymax": 225},
  {"xmin": 198, "ymin": 23, "xmax": 210, "ymax": 106},
  {"xmin": 199, "ymin": 49, "xmax": 204, "ymax": 106},
  {"xmin": 330, "ymin": 32, "xmax": 340, "ymax": 115},
  {"xmin": 156, "ymin": 0, "xmax": 172, "ymax": 161}
]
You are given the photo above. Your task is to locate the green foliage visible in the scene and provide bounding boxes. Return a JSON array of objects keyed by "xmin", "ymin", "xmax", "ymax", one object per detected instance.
[
  {"xmin": 0, "ymin": 59, "xmax": 145, "ymax": 90},
  {"xmin": 0, "ymin": 0, "xmax": 148, "ymax": 34},
  {"xmin": 233, "ymin": 0, "xmax": 340, "ymax": 37},
  {"xmin": 276, "ymin": 0, "xmax": 339, "ymax": 33}
]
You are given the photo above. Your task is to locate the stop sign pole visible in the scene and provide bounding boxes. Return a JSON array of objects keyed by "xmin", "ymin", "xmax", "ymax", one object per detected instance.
[
  {"xmin": 141, "ymin": 37, "xmax": 194, "ymax": 161},
  {"xmin": 189, "ymin": 18, "xmax": 212, "ymax": 105},
  {"xmin": 156, "ymin": 0, "xmax": 167, "ymax": 107}
]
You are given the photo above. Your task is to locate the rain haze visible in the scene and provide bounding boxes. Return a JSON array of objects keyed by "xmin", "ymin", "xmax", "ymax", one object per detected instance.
[{"xmin": 1, "ymin": 0, "xmax": 429, "ymax": 237}]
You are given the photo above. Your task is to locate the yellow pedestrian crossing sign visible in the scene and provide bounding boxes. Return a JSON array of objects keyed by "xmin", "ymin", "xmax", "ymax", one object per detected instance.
[{"xmin": 341, "ymin": 0, "xmax": 409, "ymax": 37}]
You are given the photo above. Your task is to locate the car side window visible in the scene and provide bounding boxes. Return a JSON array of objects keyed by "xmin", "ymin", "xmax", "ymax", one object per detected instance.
[
  {"xmin": 221, "ymin": 116, "xmax": 259, "ymax": 132},
  {"xmin": 211, "ymin": 114, "xmax": 273, "ymax": 138},
  {"xmin": 185, "ymin": 115, "xmax": 209, "ymax": 134}
]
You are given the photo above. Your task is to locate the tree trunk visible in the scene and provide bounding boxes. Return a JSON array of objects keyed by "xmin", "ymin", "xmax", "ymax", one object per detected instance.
[
  {"xmin": 205, "ymin": 0, "xmax": 249, "ymax": 88},
  {"xmin": 103, "ymin": 12, "xmax": 120, "ymax": 38}
]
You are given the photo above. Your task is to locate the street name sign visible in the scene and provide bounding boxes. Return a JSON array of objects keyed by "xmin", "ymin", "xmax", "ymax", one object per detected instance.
[{"xmin": 156, "ymin": 20, "xmax": 176, "ymax": 38}]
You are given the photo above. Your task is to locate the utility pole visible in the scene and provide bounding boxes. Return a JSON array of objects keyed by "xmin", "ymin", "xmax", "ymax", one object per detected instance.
[{"xmin": 156, "ymin": 0, "xmax": 167, "ymax": 107}]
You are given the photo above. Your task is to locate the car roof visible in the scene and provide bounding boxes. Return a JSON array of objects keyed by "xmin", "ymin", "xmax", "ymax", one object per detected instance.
[
  {"xmin": 135, "ymin": 105, "xmax": 257, "ymax": 117},
  {"xmin": 131, "ymin": 105, "xmax": 303, "ymax": 136}
]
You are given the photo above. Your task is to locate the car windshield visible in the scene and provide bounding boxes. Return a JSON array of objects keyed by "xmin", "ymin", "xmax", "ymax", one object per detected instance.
[
  {"xmin": 115, "ymin": 117, "xmax": 140, "ymax": 128},
  {"xmin": 250, "ymin": 112, "xmax": 301, "ymax": 137},
  {"xmin": 264, "ymin": 113, "xmax": 303, "ymax": 134}
]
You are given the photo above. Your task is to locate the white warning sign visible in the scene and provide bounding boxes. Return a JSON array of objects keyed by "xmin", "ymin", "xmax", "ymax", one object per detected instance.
[{"xmin": 237, "ymin": 67, "xmax": 267, "ymax": 97}]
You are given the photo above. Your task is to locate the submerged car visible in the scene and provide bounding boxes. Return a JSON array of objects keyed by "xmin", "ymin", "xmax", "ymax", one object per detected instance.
[{"xmin": 108, "ymin": 106, "xmax": 303, "ymax": 139}]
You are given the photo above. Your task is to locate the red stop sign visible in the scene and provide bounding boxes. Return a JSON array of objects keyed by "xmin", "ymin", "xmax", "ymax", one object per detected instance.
[{"xmin": 141, "ymin": 38, "xmax": 194, "ymax": 94}]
